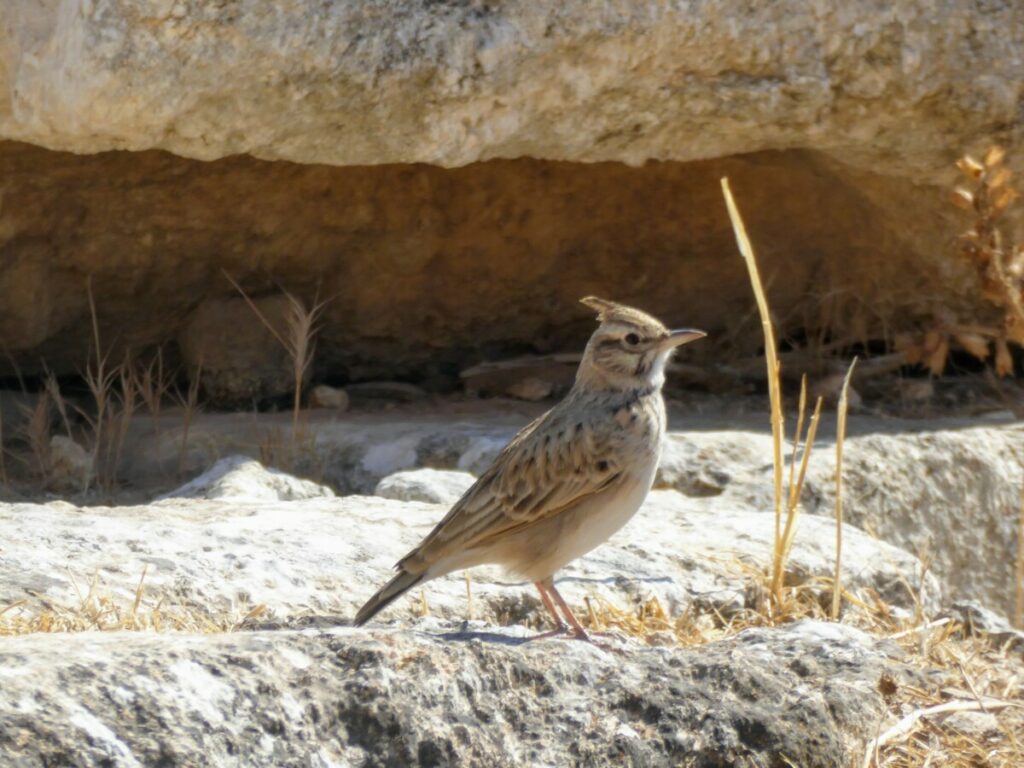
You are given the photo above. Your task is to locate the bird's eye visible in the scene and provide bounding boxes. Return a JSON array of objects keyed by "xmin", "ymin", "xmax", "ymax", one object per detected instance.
[{"xmin": 624, "ymin": 333, "xmax": 640, "ymax": 346}]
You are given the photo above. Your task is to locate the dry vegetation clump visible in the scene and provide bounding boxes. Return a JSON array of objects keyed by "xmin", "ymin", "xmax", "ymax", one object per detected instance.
[
  {"xmin": 0, "ymin": 567, "xmax": 267, "ymax": 636},
  {"xmin": 899, "ymin": 146, "xmax": 1024, "ymax": 378}
]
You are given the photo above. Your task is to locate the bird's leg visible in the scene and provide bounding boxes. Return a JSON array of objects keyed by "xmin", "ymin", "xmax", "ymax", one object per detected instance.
[
  {"xmin": 545, "ymin": 580, "xmax": 592, "ymax": 641},
  {"xmin": 526, "ymin": 580, "xmax": 569, "ymax": 640}
]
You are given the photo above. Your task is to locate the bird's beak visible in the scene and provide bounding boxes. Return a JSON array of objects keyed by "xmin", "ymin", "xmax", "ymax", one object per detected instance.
[{"xmin": 659, "ymin": 328, "xmax": 707, "ymax": 351}]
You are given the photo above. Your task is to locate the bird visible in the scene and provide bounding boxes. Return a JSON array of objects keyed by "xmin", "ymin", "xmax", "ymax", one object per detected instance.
[{"xmin": 354, "ymin": 296, "xmax": 706, "ymax": 641}]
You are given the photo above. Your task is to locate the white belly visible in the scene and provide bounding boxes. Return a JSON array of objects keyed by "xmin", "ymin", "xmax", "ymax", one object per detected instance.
[{"xmin": 509, "ymin": 452, "xmax": 660, "ymax": 582}]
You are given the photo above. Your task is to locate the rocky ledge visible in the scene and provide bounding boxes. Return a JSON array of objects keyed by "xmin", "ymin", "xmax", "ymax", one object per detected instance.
[
  {"xmin": 0, "ymin": 620, "xmax": 916, "ymax": 767},
  {"xmin": 1, "ymin": 478, "xmax": 935, "ymax": 628}
]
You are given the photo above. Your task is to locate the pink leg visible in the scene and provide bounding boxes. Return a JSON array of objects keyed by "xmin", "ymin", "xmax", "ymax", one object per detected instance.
[
  {"xmin": 546, "ymin": 580, "xmax": 592, "ymax": 641},
  {"xmin": 526, "ymin": 580, "xmax": 569, "ymax": 640},
  {"xmin": 548, "ymin": 582, "xmax": 626, "ymax": 653}
]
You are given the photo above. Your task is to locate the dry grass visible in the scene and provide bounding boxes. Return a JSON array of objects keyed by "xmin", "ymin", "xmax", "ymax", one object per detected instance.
[
  {"xmin": 0, "ymin": 567, "xmax": 266, "ymax": 636},
  {"xmin": 134, "ymin": 347, "xmax": 172, "ymax": 448},
  {"xmin": 722, "ymin": 178, "xmax": 826, "ymax": 609},
  {"xmin": 222, "ymin": 271, "xmax": 330, "ymax": 443},
  {"xmin": 172, "ymin": 355, "xmax": 203, "ymax": 476},
  {"xmin": 75, "ymin": 279, "xmax": 146, "ymax": 491},
  {"xmin": 22, "ymin": 390, "xmax": 52, "ymax": 480},
  {"xmin": 900, "ymin": 146, "xmax": 1023, "ymax": 377}
]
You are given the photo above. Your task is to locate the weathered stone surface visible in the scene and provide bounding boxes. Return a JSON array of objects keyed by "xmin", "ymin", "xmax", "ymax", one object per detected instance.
[
  {"xmin": 120, "ymin": 404, "xmax": 1023, "ymax": 616},
  {"xmin": 0, "ymin": 620, "xmax": 913, "ymax": 768},
  {"xmin": 160, "ymin": 455, "xmax": 334, "ymax": 503},
  {"xmin": 0, "ymin": 486, "xmax": 935, "ymax": 627},
  {"xmin": 374, "ymin": 468, "xmax": 476, "ymax": 505},
  {"xmin": 1, "ymin": 1, "xmax": 1020, "ymax": 175}
]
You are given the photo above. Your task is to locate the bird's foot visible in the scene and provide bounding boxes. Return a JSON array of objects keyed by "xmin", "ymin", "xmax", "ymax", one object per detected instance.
[{"xmin": 525, "ymin": 622, "xmax": 570, "ymax": 642}]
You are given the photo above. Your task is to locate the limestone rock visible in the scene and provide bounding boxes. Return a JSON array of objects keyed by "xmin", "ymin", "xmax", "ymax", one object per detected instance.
[
  {"xmin": 117, "ymin": 406, "xmax": 1024, "ymax": 617},
  {"xmin": 374, "ymin": 468, "xmax": 475, "ymax": 505},
  {"xmin": 160, "ymin": 455, "xmax": 334, "ymax": 503},
  {"xmin": 177, "ymin": 295, "xmax": 293, "ymax": 407},
  {"xmin": 0, "ymin": 621, "xmax": 914, "ymax": 767},
  {"xmin": 0, "ymin": 490, "xmax": 935, "ymax": 628},
  {"xmin": 1, "ymin": 1, "xmax": 1019, "ymax": 175},
  {"xmin": 943, "ymin": 710, "xmax": 1002, "ymax": 739}
]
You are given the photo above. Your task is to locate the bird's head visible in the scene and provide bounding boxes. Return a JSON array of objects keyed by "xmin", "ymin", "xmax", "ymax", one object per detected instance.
[{"xmin": 577, "ymin": 296, "xmax": 705, "ymax": 391}]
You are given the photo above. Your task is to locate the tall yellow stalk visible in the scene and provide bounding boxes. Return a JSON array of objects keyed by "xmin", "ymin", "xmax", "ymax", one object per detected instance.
[{"xmin": 721, "ymin": 179, "xmax": 785, "ymax": 583}]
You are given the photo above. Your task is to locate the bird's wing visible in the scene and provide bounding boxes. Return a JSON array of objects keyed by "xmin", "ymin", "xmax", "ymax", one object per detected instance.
[{"xmin": 399, "ymin": 408, "xmax": 623, "ymax": 570}]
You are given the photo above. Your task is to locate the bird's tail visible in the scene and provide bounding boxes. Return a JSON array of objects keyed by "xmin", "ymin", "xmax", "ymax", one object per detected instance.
[{"xmin": 354, "ymin": 568, "xmax": 424, "ymax": 626}]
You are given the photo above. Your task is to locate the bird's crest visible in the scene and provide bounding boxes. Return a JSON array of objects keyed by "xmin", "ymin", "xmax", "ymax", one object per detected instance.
[{"xmin": 580, "ymin": 296, "xmax": 668, "ymax": 334}]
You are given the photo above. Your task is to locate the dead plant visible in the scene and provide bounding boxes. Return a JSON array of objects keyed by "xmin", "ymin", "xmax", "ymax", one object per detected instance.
[
  {"xmin": 900, "ymin": 146, "xmax": 1023, "ymax": 376},
  {"xmin": 0, "ymin": 566, "xmax": 265, "ymax": 635},
  {"xmin": 173, "ymin": 356, "xmax": 203, "ymax": 476},
  {"xmin": 135, "ymin": 347, "xmax": 172, "ymax": 444},
  {"xmin": 75, "ymin": 280, "xmax": 145, "ymax": 491},
  {"xmin": 222, "ymin": 271, "xmax": 330, "ymax": 443}
]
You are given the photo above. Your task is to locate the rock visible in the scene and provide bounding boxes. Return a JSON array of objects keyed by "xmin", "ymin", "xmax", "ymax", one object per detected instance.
[
  {"xmin": 0, "ymin": 490, "xmax": 935, "ymax": 628},
  {"xmin": 47, "ymin": 435, "xmax": 90, "ymax": 490},
  {"xmin": 307, "ymin": 384, "xmax": 349, "ymax": 411},
  {"xmin": 0, "ymin": 620, "xmax": 914, "ymax": 768},
  {"xmin": 942, "ymin": 710, "xmax": 1002, "ymax": 738},
  {"xmin": 945, "ymin": 601, "xmax": 1024, "ymax": 650},
  {"xmin": 798, "ymin": 425, "xmax": 1024, "ymax": 622},
  {"xmin": 0, "ymin": 5, "xmax": 1020, "ymax": 378},
  {"xmin": 461, "ymin": 356, "xmax": 576, "ymax": 400},
  {"xmin": 374, "ymin": 468, "xmax": 476, "ymax": 505},
  {"xmin": 656, "ymin": 432, "xmax": 771, "ymax": 497},
  {"xmin": 177, "ymin": 295, "xmax": 293, "ymax": 407},
  {"xmin": 505, "ymin": 377, "xmax": 555, "ymax": 402},
  {"xmin": 1, "ymin": 2, "xmax": 1018, "ymax": 176},
  {"xmin": 117, "ymin": 405, "xmax": 1022, "ymax": 617},
  {"xmin": 896, "ymin": 379, "xmax": 935, "ymax": 403},
  {"xmin": 160, "ymin": 455, "xmax": 334, "ymax": 502}
]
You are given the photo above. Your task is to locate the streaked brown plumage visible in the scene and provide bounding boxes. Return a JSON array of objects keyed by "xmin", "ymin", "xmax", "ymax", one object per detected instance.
[{"xmin": 355, "ymin": 296, "xmax": 706, "ymax": 639}]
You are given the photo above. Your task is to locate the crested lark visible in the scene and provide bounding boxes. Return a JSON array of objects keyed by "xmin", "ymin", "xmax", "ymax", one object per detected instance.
[{"xmin": 355, "ymin": 297, "xmax": 706, "ymax": 640}]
